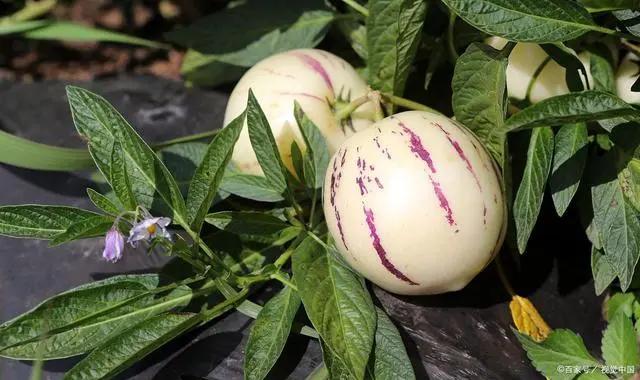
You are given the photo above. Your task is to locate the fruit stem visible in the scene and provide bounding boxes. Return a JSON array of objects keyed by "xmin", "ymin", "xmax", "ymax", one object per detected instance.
[
  {"xmin": 380, "ymin": 93, "xmax": 443, "ymax": 116},
  {"xmin": 495, "ymin": 252, "xmax": 516, "ymax": 297},
  {"xmin": 334, "ymin": 94, "xmax": 372, "ymax": 121},
  {"xmin": 446, "ymin": 12, "xmax": 459, "ymax": 63},
  {"xmin": 369, "ymin": 90, "xmax": 386, "ymax": 121}
]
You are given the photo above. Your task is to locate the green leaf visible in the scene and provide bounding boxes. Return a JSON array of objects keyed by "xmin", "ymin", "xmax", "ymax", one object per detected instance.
[
  {"xmin": 294, "ymin": 101, "xmax": 330, "ymax": 189},
  {"xmin": 550, "ymin": 123, "xmax": 588, "ymax": 216},
  {"xmin": 601, "ymin": 312, "xmax": 639, "ymax": 375},
  {"xmin": 366, "ymin": 307, "xmax": 416, "ymax": 380},
  {"xmin": 168, "ymin": 0, "xmax": 333, "ymax": 86},
  {"xmin": 514, "ymin": 328, "xmax": 600, "ymax": 380},
  {"xmin": 292, "ymin": 236, "xmax": 376, "ymax": 380},
  {"xmin": 0, "ymin": 130, "xmax": 93, "ymax": 171},
  {"xmin": 185, "ymin": 112, "xmax": 245, "ymax": 232},
  {"xmin": 108, "ymin": 141, "xmax": 137, "ymax": 210},
  {"xmin": 291, "ymin": 140, "xmax": 306, "ymax": 183},
  {"xmin": 246, "ymin": 90, "xmax": 292, "ymax": 195},
  {"xmin": 205, "ymin": 211, "xmax": 292, "ymax": 236},
  {"xmin": 244, "ymin": 286, "xmax": 301, "ymax": 380},
  {"xmin": 63, "ymin": 313, "xmax": 200, "ymax": 380},
  {"xmin": 86, "ymin": 188, "xmax": 121, "ymax": 216},
  {"xmin": 367, "ymin": 0, "xmax": 428, "ymax": 98},
  {"xmin": 452, "ymin": 42, "xmax": 508, "ymax": 165},
  {"xmin": 0, "ymin": 205, "xmax": 100, "ymax": 239},
  {"xmin": 505, "ymin": 91, "xmax": 640, "ymax": 132},
  {"xmin": 579, "ymin": 0, "xmax": 640, "ymax": 12},
  {"xmin": 66, "ymin": 86, "xmax": 187, "ymax": 225},
  {"xmin": 620, "ymin": 158, "xmax": 640, "ymax": 213},
  {"xmin": 157, "ymin": 142, "xmax": 208, "ymax": 188},
  {"xmin": 591, "ymin": 151, "xmax": 640, "ymax": 291},
  {"xmin": 320, "ymin": 338, "xmax": 354, "ymax": 380},
  {"xmin": 606, "ymin": 293, "xmax": 635, "ymax": 320},
  {"xmin": 27, "ymin": 21, "xmax": 166, "ymax": 48},
  {"xmin": 0, "ymin": 275, "xmax": 191, "ymax": 359},
  {"xmin": 49, "ymin": 215, "xmax": 114, "ymax": 247},
  {"xmin": 220, "ymin": 172, "xmax": 286, "ymax": 202},
  {"xmin": 576, "ymin": 371, "xmax": 610, "ymax": 380},
  {"xmin": 441, "ymin": 0, "xmax": 605, "ymax": 43},
  {"xmin": 588, "ymin": 51, "xmax": 616, "ymax": 93},
  {"xmin": 592, "ymin": 246, "xmax": 616, "ymax": 296},
  {"xmin": 514, "ymin": 127, "xmax": 554, "ymax": 253}
]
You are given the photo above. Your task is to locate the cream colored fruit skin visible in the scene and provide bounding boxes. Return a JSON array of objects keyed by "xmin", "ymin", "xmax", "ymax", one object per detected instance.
[
  {"xmin": 323, "ymin": 111, "xmax": 507, "ymax": 295},
  {"xmin": 616, "ymin": 52, "xmax": 640, "ymax": 105},
  {"xmin": 222, "ymin": 48, "xmax": 375, "ymax": 176},
  {"xmin": 485, "ymin": 37, "xmax": 592, "ymax": 104}
]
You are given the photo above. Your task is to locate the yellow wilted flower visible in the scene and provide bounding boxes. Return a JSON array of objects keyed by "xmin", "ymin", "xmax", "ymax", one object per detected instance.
[{"xmin": 509, "ymin": 295, "xmax": 551, "ymax": 342}]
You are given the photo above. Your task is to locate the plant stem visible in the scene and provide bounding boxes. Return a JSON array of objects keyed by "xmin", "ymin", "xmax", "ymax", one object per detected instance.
[
  {"xmin": 341, "ymin": 0, "xmax": 369, "ymax": 17},
  {"xmin": 334, "ymin": 95, "xmax": 372, "ymax": 121},
  {"xmin": 271, "ymin": 271, "xmax": 298, "ymax": 291},
  {"xmin": 380, "ymin": 93, "xmax": 443, "ymax": 115},
  {"xmin": 200, "ymin": 286, "xmax": 250, "ymax": 322},
  {"xmin": 308, "ymin": 190, "xmax": 318, "ymax": 229},
  {"xmin": 495, "ymin": 253, "xmax": 516, "ymax": 297},
  {"xmin": 274, "ymin": 235, "xmax": 304, "ymax": 268},
  {"xmin": 0, "ymin": 0, "xmax": 57, "ymax": 25},
  {"xmin": 151, "ymin": 130, "xmax": 219, "ymax": 150}
]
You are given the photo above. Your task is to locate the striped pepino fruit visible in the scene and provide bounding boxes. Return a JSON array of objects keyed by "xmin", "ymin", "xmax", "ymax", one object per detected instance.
[
  {"xmin": 222, "ymin": 48, "xmax": 376, "ymax": 177},
  {"xmin": 322, "ymin": 111, "xmax": 507, "ymax": 295}
]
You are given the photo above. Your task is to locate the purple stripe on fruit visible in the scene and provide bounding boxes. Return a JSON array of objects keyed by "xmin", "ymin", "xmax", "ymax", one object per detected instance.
[{"xmin": 363, "ymin": 205, "xmax": 418, "ymax": 285}]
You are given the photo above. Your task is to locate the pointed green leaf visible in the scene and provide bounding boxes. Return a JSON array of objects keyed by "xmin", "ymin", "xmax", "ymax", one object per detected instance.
[
  {"xmin": 185, "ymin": 112, "xmax": 245, "ymax": 232},
  {"xmin": 579, "ymin": 0, "xmax": 640, "ymax": 12},
  {"xmin": 601, "ymin": 312, "xmax": 639, "ymax": 376},
  {"xmin": 246, "ymin": 90, "xmax": 292, "ymax": 195},
  {"xmin": 514, "ymin": 328, "xmax": 600, "ymax": 380},
  {"xmin": 606, "ymin": 293, "xmax": 635, "ymax": 321},
  {"xmin": 294, "ymin": 101, "xmax": 330, "ymax": 189},
  {"xmin": 320, "ymin": 338, "xmax": 354, "ymax": 380},
  {"xmin": 220, "ymin": 172, "xmax": 285, "ymax": 202},
  {"xmin": 292, "ymin": 236, "xmax": 376, "ymax": 380},
  {"xmin": 0, "ymin": 275, "xmax": 192, "ymax": 360},
  {"xmin": 588, "ymin": 51, "xmax": 616, "ymax": 93},
  {"xmin": 442, "ymin": 0, "xmax": 603, "ymax": 43},
  {"xmin": 505, "ymin": 91, "xmax": 640, "ymax": 132},
  {"xmin": 592, "ymin": 246, "xmax": 616, "ymax": 296},
  {"xmin": 244, "ymin": 286, "xmax": 301, "ymax": 380},
  {"xmin": 108, "ymin": 141, "xmax": 137, "ymax": 210},
  {"xmin": 49, "ymin": 215, "xmax": 114, "ymax": 247},
  {"xmin": 291, "ymin": 140, "xmax": 306, "ymax": 184},
  {"xmin": 0, "ymin": 205, "xmax": 100, "ymax": 239},
  {"xmin": 550, "ymin": 123, "xmax": 588, "ymax": 216},
  {"xmin": 452, "ymin": 42, "xmax": 508, "ymax": 166},
  {"xmin": 205, "ymin": 211, "xmax": 291, "ymax": 237},
  {"xmin": 66, "ymin": 86, "xmax": 187, "ymax": 225},
  {"xmin": 591, "ymin": 152, "xmax": 640, "ymax": 291},
  {"xmin": 514, "ymin": 127, "xmax": 554, "ymax": 253},
  {"xmin": 365, "ymin": 307, "xmax": 415, "ymax": 380},
  {"xmin": 367, "ymin": 0, "xmax": 428, "ymax": 97},
  {"xmin": 87, "ymin": 188, "xmax": 121, "ymax": 216},
  {"xmin": 63, "ymin": 313, "xmax": 200, "ymax": 380}
]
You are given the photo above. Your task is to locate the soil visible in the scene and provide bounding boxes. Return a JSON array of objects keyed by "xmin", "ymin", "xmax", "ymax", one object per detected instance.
[{"xmin": 0, "ymin": 0, "xmax": 227, "ymax": 82}]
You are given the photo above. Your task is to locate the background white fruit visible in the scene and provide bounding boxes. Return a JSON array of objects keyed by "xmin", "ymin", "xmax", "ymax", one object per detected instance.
[
  {"xmin": 485, "ymin": 36, "xmax": 592, "ymax": 104},
  {"xmin": 323, "ymin": 111, "xmax": 507, "ymax": 295},
  {"xmin": 223, "ymin": 48, "xmax": 375, "ymax": 176},
  {"xmin": 616, "ymin": 52, "xmax": 640, "ymax": 104}
]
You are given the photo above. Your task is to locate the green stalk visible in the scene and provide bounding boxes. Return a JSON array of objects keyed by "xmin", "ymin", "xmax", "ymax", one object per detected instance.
[
  {"xmin": 341, "ymin": 0, "xmax": 369, "ymax": 17},
  {"xmin": 380, "ymin": 93, "xmax": 443, "ymax": 115},
  {"xmin": 0, "ymin": 0, "xmax": 57, "ymax": 25}
]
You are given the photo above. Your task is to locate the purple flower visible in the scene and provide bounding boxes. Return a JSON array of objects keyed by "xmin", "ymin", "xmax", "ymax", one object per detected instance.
[
  {"xmin": 127, "ymin": 216, "xmax": 172, "ymax": 246},
  {"xmin": 103, "ymin": 226, "xmax": 125, "ymax": 263}
]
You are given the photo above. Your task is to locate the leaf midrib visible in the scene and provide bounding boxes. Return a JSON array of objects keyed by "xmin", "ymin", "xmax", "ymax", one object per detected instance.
[{"xmin": 452, "ymin": 0, "xmax": 604, "ymax": 33}]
